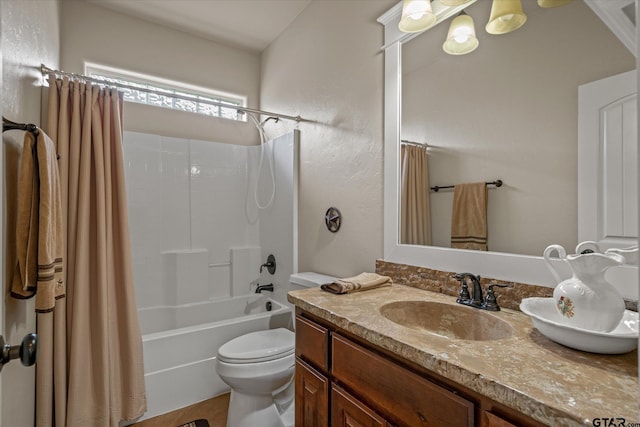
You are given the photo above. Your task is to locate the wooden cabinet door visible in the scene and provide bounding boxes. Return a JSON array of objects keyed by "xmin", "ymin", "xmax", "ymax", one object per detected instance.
[
  {"xmin": 295, "ymin": 358, "xmax": 329, "ymax": 427},
  {"xmin": 484, "ymin": 411, "xmax": 518, "ymax": 427},
  {"xmin": 296, "ymin": 315, "xmax": 330, "ymax": 371},
  {"xmin": 331, "ymin": 385, "xmax": 387, "ymax": 427},
  {"xmin": 332, "ymin": 334, "xmax": 474, "ymax": 427}
]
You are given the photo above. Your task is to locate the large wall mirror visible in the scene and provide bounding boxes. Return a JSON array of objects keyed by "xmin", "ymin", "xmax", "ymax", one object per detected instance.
[{"xmin": 380, "ymin": 0, "xmax": 639, "ymax": 297}]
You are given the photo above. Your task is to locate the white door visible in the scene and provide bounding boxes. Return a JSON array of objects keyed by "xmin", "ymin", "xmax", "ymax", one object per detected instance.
[{"xmin": 578, "ymin": 69, "xmax": 638, "ymax": 249}]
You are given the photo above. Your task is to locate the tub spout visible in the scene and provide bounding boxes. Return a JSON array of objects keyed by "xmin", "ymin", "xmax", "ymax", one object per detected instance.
[{"xmin": 255, "ymin": 283, "xmax": 274, "ymax": 293}]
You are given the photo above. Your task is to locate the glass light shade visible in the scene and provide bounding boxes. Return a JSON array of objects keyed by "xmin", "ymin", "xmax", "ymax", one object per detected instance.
[
  {"xmin": 398, "ymin": 0, "xmax": 437, "ymax": 33},
  {"xmin": 442, "ymin": 13, "xmax": 479, "ymax": 55},
  {"xmin": 485, "ymin": 0, "xmax": 527, "ymax": 35},
  {"xmin": 439, "ymin": 0, "xmax": 473, "ymax": 5},
  {"xmin": 537, "ymin": 0, "xmax": 574, "ymax": 7}
]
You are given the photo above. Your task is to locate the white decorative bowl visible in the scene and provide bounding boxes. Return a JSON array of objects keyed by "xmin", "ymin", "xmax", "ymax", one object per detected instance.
[{"xmin": 520, "ymin": 297, "xmax": 638, "ymax": 354}]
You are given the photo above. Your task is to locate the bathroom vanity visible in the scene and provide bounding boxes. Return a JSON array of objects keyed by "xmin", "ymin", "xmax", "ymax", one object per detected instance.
[{"xmin": 288, "ymin": 285, "xmax": 637, "ymax": 427}]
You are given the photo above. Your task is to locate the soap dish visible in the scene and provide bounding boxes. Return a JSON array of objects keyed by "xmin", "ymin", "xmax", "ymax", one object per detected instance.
[{"xmin": 520, "ymin": 297, "xmax": 638, "ymax": 354}]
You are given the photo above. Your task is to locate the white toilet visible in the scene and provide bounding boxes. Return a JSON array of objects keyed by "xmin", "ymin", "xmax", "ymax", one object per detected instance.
[{"xmin": 216, "ymin": 272, "xmax": 337, "ymax": 427}]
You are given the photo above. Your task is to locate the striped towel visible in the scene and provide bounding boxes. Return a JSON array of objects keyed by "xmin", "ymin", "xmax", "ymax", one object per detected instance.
[{"xmin": 450, "ymin": 182, "xmax": 488, "ymax": 251}]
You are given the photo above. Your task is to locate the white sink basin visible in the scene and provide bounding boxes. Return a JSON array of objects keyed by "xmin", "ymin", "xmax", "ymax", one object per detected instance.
[{"xmin": 520, "ymin": 297, "xmax": 638, "ymax": 354}]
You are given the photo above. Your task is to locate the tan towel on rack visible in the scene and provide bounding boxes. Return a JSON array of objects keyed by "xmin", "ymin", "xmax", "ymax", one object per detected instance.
[
  {"xmin": 321, "ymin": 272, "xmax": 392, "ymax": 295},
  {"xmin": 451, "ymin": 182, "xmax": 488, "ymax": 251},
  {"xmin": 11, "ymin": 130, "xmax": 65, "ymax": 313}
]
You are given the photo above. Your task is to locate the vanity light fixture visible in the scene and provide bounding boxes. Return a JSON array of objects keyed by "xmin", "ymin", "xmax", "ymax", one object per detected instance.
[
  {"xmin": 442, "ymin": 11, "xmax": 479, "ymax": 55},
  {"xmin": 537, "ymin": 0, "xmax": 574, "ymax": 8},
  {"xmin": 485, "ymin": 0, "xmax": 527, "ymax": 35},
  {"xmin": 398, "ymin": 0, "xmax": 571, "ymax": 57},
  {"xmin": 399, "ymin": 0, "xmax": 437, "ymax": 33}
]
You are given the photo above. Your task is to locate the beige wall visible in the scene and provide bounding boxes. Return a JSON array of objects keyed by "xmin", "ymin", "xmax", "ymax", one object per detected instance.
[
  {"xmin": 402, "ymin": 1, "xmax": 635, "ymax": 256},
  {"xmin": 60, "ymin": 0, "xmax": 261, "ymax": 145},
  {"xmin": 1, "ymin": 0, "xmax": 61, "ymax": 425},
  {"xmin": 260, "ymin": 0, "xmax": 395, "ymax": 278}
]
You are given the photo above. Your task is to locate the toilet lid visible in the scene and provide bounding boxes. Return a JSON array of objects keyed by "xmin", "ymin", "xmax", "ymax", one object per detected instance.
[{"xmin": 217, "ymin": 328, "xmax": 295, "ymax": 364}]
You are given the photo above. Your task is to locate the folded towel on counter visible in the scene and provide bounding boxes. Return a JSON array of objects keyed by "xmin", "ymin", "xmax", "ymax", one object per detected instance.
[
  {"xmin": 450, "ymin": 182, "xmax": 488, "ymax": 251},
  {"xmin": 11, "ymin": 129, "xmax": 65, "ymax": 313},
  {"xmin": 321, "ymin": 272, "xmax": 392, "ymax": 295}
]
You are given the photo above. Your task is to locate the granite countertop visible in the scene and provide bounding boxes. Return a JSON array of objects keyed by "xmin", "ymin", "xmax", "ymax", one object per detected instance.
[{"xmin": 287, "ymin": 284, "xmax": 638, "ymax": 427}]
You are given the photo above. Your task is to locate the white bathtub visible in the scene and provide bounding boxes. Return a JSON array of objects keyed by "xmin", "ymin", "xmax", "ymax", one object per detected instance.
[{"xmin": 136, "ymin": 294, "xmax": 293, "ymax": 421}]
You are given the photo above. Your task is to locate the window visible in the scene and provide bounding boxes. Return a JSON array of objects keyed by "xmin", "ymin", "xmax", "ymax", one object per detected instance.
[{"xmin": 85, "ymin": 63, "xmax": 246, "ymax": 121}]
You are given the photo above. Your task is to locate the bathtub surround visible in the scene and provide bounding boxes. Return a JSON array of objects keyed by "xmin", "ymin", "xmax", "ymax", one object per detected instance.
[
  {"xmin": 163, "ymin": 250, "xmax": 209, "ymax": 305},
  {"xmin": 42, "ymin": 76, "xmax": 146, "ymax": 425},
  {"xmin": 124, "ymin": 130, "xmax": 299, "ymax": 311},
  {"xmin": 231, "ymin": 247, "xmax": 262, "ymax": 296},
  {"xmin": 255, "ymin": 131, "xmax": 300, "ymax": 305}
]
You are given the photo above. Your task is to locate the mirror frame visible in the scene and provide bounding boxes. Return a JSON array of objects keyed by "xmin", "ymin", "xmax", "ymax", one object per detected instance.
[{"xmin": 378, "ymin": 1, "xmax": 638, "ymax": 299}]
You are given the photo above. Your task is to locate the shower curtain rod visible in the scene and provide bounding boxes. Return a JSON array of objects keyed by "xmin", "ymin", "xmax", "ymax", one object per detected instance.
[
  {"xmin": 41, "ymin": 64, "xmax": 307, "ymax": 123},
  {"xmin": 401, "ymin": 139, "xmax": 428, "ymax": 147}
]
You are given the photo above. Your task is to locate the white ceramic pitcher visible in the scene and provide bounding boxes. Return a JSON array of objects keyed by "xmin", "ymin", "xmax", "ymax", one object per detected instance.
[{"xmin": 543, "ymin": 243, "xmax": 626, "ymax": 333}]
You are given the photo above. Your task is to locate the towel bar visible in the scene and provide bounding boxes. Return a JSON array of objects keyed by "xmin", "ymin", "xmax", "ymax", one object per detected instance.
[
  {"xmin": 2, "ymin": 116, "xmax": 39, "ymax": 137},
  {"xmin": 431, "ymin": 179, "xmax": 503, "ymax": 193}
]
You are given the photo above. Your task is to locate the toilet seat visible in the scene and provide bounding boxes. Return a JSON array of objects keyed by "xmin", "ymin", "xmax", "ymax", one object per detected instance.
[{"xmin": 218, "ymin": 328, "xmax": 294, "ymax": 364}]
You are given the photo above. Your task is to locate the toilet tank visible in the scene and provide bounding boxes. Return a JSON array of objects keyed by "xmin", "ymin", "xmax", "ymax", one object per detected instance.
[{"xmin": 289, "ymin": 272, "xmax": 337, "ymax": 290}]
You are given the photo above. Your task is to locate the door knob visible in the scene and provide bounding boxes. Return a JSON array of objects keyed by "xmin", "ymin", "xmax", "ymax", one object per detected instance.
[{"xmin": 0, "ymin": 333, "xmax": 38, "ymax": 372}]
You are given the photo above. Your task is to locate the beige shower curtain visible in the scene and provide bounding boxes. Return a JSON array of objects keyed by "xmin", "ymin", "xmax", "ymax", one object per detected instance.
[
  {"xmin": 39, "ymin": 76, "xmax": 146, "ymax": 426},
  {"xmin": 400, "ymin": 144, "xmax": 432, "ymax": 245}
]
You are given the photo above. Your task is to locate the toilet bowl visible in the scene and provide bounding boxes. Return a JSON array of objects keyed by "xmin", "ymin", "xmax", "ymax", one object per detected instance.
[
  {"xmin": 216, "ymin": 272, "xmax": 337, "ymax": 427},
  {"xmin": 216, "ymin": 328, "xmax": 295, "ymax": 427}
]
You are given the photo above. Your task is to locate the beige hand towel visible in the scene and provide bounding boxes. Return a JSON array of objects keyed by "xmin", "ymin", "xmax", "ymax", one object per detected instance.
[
  {"xmin": 321, "ymin": 272, "xmax": 392, "ymax": 295},
  {"xmin": 451, "ymin": 182, "xmax": 488, "ymax": 251},
  {"xmin": 11, "ymin": 130, "xmax": 65, "ymax": 313}
]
